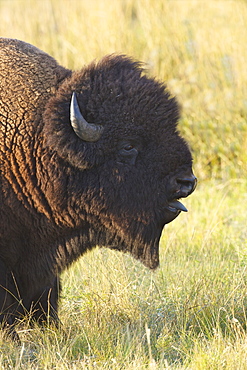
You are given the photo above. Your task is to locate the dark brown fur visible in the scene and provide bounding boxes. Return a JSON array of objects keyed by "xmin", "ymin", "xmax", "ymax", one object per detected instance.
[{"xmin": 0, "ymin": 38, "xmax": 196, "ymax": 337}]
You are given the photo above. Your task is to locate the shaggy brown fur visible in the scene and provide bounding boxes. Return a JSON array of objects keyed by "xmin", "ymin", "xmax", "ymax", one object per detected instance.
[{"xmin": 0, "ymin": 38, "xmax": 196, "ymax": 338}]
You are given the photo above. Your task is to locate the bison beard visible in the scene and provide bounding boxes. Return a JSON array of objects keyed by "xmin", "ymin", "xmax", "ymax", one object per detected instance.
[{"xmin": 0, "ymin": 38, "xmax": 196, "ymax": 340}]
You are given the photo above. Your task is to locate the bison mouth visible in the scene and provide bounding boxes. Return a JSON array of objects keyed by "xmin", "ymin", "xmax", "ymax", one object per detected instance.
[
  {"xmin": 166, "ymin": 199, "xmax": 188, "ymax": 214},
  {"xmin": 164, "ymin": 173, "xmax": 197, "ymax": 221},
  {"xmin": 157, "ymin": 198, "xmax": 188, "ymax": 226}
]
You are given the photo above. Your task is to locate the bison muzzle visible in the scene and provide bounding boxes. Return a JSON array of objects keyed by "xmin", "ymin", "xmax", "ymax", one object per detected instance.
[{"xmin": 0, "ymin": 38, "xmax": 196, "ymax": 339}]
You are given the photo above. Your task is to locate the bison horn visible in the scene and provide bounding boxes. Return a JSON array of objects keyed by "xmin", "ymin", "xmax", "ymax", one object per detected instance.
[{"xmin": 70, "ymin": 92, "xmax": 103, "ymax": 142}]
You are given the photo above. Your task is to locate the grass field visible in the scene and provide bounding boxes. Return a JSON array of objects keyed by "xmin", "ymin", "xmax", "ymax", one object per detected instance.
[{"xmin": 1, "ymin": 0, "xmax": 247, "ymax": 368}]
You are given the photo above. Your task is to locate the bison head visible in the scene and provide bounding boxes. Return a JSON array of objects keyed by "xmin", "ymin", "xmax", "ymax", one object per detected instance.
[{"xmin": 43, "ymin": 55, "xmax": 196, "ymax": 269}]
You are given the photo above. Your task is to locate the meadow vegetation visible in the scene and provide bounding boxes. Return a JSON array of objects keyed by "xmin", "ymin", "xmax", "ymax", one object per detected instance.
[{"xmin": 0, "ymin": 0, "xmax": 247, "ymax": 368}]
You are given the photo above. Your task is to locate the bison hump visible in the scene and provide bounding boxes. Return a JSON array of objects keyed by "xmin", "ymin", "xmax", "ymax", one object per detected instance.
[{"xmin": 0, "ymin": 38, "xmax": 70, "ymax": 120}]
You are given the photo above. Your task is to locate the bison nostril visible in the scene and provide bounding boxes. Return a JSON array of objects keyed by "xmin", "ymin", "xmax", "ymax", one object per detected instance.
[{"xmin": 176, "ymin": 175, "xmax": 197, "ymax": 197}]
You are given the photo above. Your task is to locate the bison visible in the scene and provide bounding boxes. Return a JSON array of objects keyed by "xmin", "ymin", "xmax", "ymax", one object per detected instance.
[{"xmin": 0, "ymin": 38, "xmax": 196, "ymax": 338}]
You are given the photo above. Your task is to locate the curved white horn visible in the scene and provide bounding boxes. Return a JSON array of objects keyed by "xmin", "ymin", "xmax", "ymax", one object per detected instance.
[{"xmin": 70, "ymin": 92, "xmax": 103, "ymax": 142}]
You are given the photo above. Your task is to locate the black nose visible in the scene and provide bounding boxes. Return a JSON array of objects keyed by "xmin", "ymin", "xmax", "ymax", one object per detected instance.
[{"xmin": 176, "ymin": 175, "xmax": 197, "ymax": 198}]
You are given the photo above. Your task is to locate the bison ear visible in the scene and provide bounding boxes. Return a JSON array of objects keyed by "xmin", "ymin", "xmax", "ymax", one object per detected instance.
[{"xmin": 70, "ymin": 92, "xmax": 104, "ymax": 142}]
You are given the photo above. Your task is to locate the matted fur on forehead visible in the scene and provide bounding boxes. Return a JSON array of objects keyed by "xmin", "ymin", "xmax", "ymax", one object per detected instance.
[
  {"xmin": 43, "ymin": 54, "xmax": 181, "ymax": 169},
  {"xmin": 66, "ymin": 54, "xmax": 180, "ymax": 130}
]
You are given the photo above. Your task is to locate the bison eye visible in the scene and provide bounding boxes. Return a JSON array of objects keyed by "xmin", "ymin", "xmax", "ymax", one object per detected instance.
[
  {"xmin": 117, "ymin": 143, "xmax": 138, "ymax": 165},
  {"xmin": 123, "ymin": 144, "xmax": 134, "ymax": 151}
]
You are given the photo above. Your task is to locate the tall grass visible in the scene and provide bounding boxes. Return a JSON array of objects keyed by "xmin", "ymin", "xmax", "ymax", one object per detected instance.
[{"xmin": 1, "ymin": 0, "xmax": 247, "ymax": 368}]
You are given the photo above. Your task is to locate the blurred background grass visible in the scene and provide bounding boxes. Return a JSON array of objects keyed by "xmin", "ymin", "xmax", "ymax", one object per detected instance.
[{"xmin": 1, "ymin": 0, "xmax": 246, "ymax": 180}]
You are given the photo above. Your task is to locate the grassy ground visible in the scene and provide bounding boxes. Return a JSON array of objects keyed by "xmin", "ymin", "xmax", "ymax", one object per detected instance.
[
  {"xmin": 1, "ymin": 179, "xmax": 247, "ymax": 369},
  {"xmin": 1, "ymin": 0, "xmax": 247, "ymax": 368}
]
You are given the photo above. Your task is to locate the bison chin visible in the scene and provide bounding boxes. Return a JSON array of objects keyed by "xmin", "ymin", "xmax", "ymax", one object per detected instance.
[
  {"xmin": 132, "ymin": 200, "xmax": 188, "ymax": 268},
  {"xmin": 108, "ymin": 206, "xmax": 184, "ymax": 269},
  {"xmin": 105, "ymin": 223, "xmax": 163, "ymax": 270},
  {"xmin": 133, "ymin": 238, "xmax": 160, "ymax": 270},
  {"xmin": 109, "ymin": 238, "xmax": 160, "ymax": 270},
  {"xmin": 101, "ymin": 207, "xmax": 183, "ymax": 270}
]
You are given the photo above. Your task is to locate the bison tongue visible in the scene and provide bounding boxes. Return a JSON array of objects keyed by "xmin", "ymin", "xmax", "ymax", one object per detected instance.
[{"xmin": 167, "ymin": 200, "xmax": 188, "ymax": 213}]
